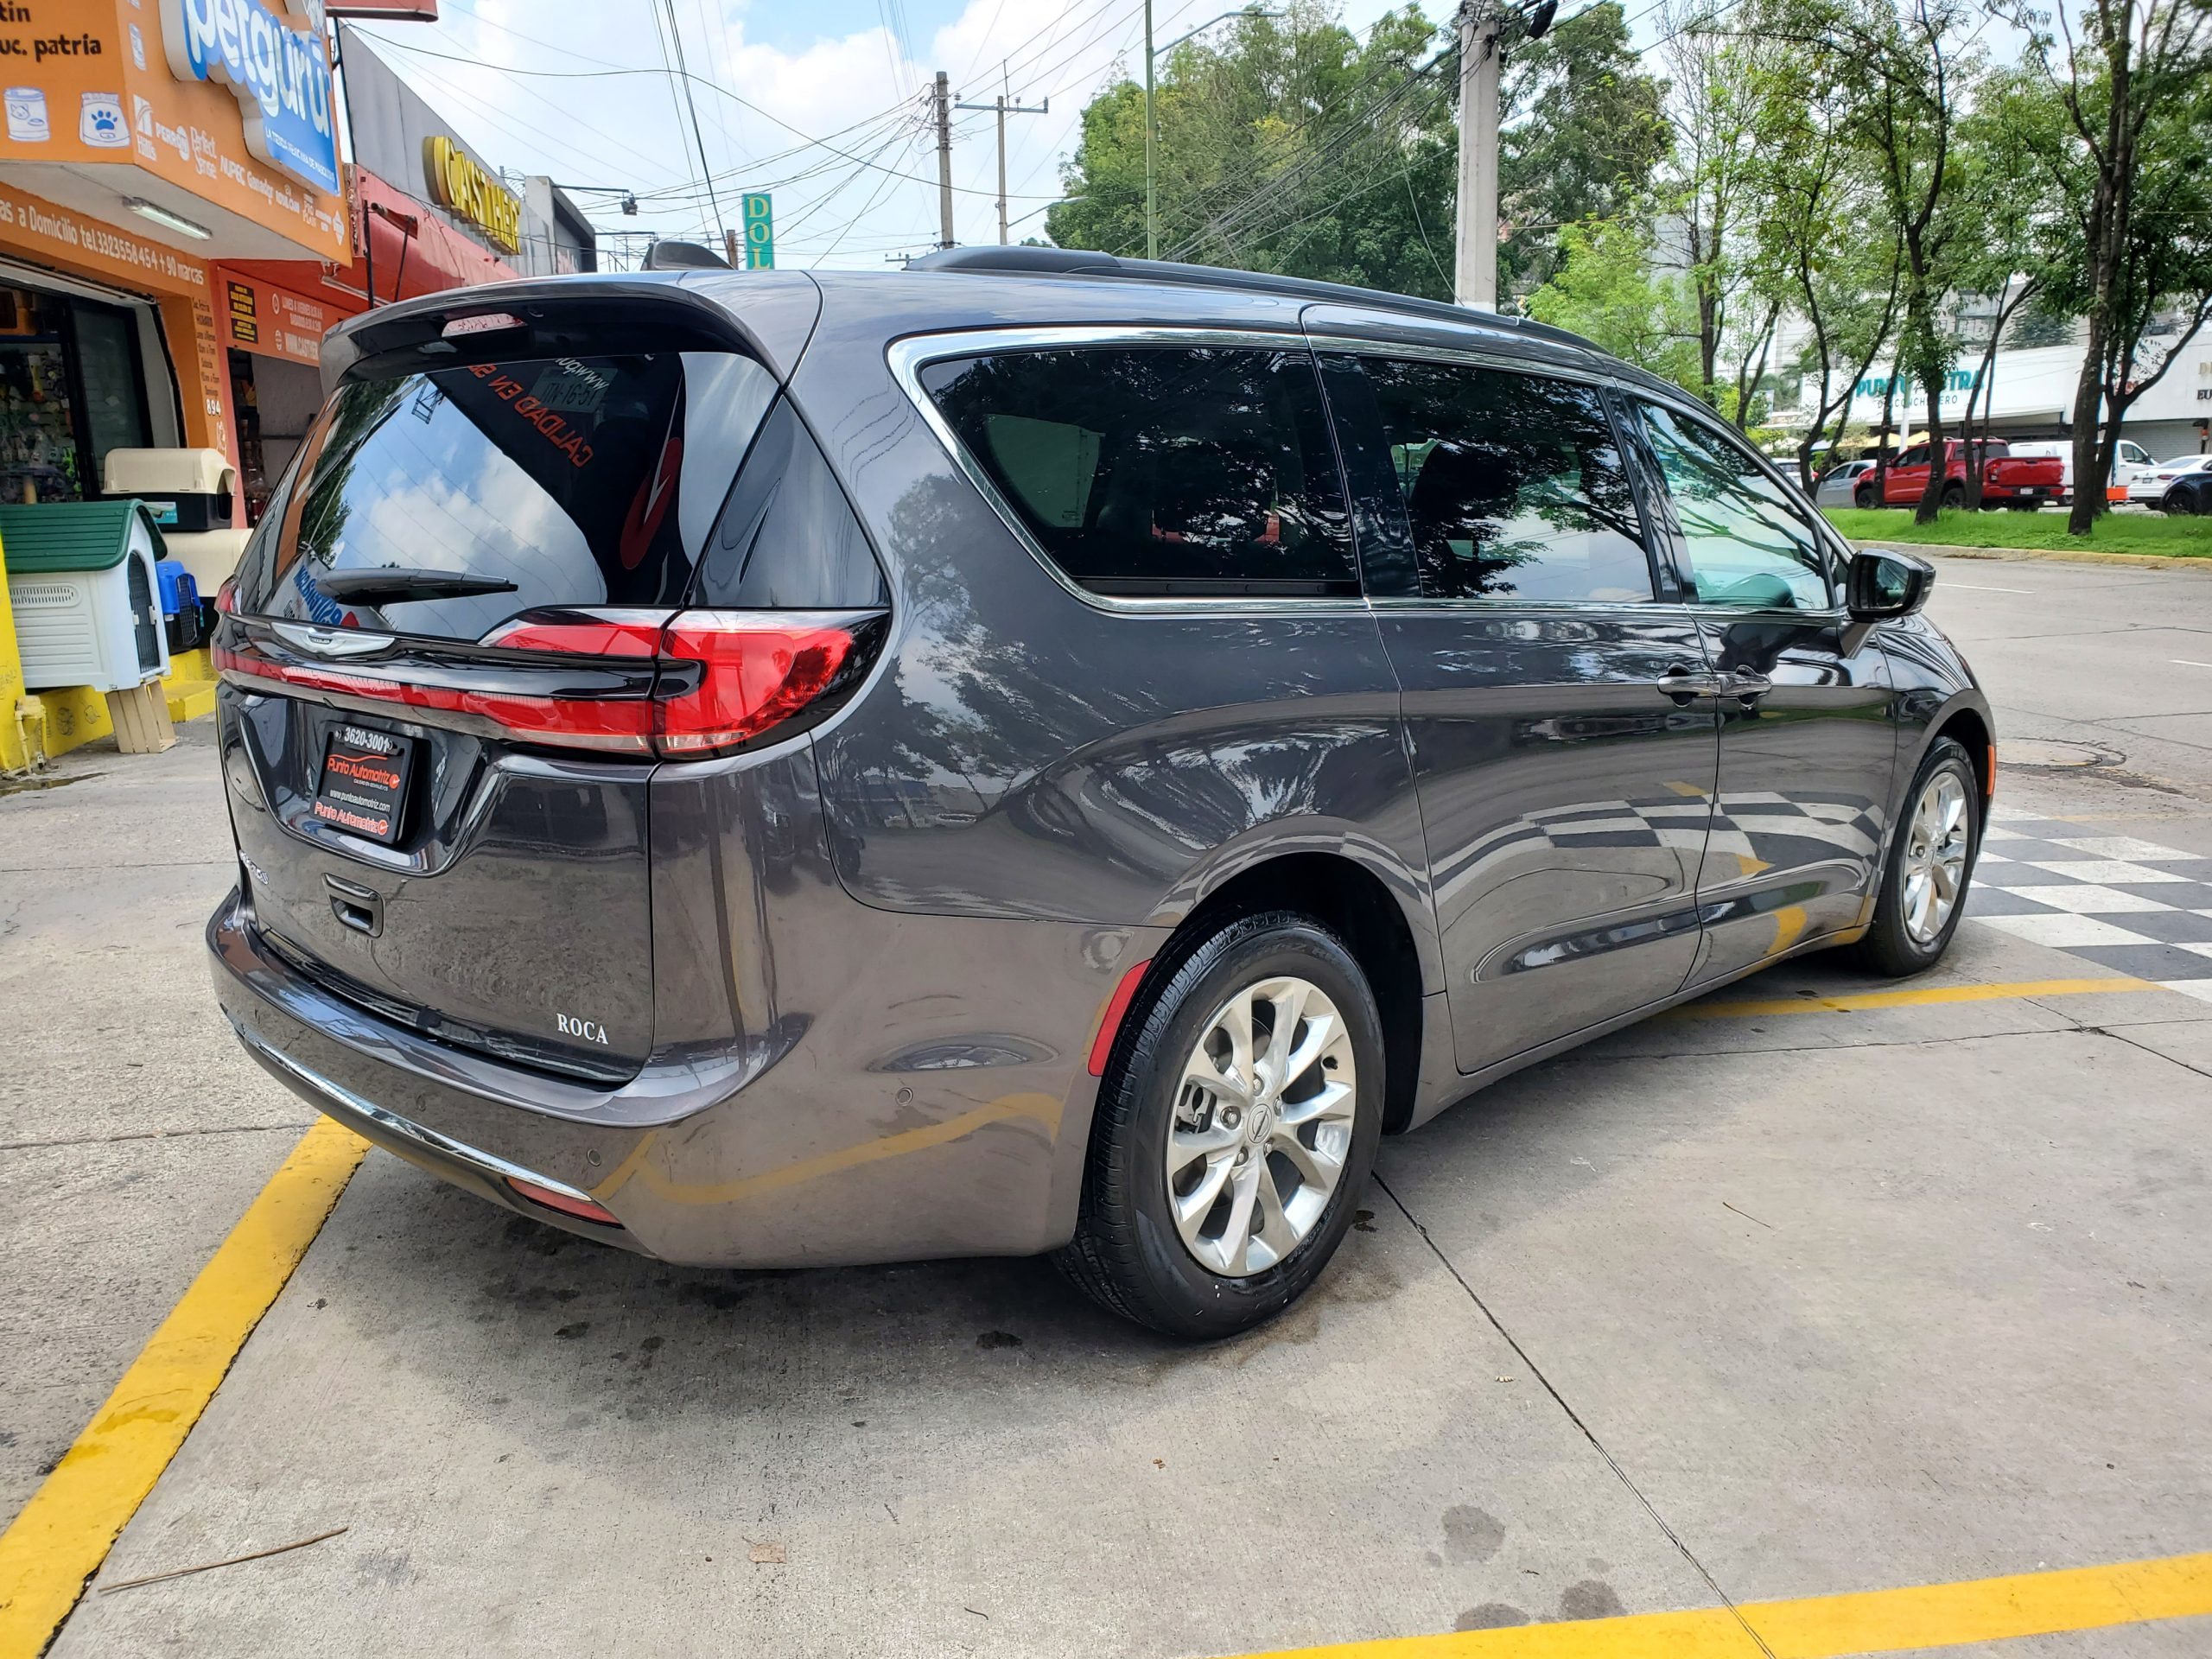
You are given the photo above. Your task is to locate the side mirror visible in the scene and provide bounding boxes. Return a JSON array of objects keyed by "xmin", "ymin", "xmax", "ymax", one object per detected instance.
[{"xmin": 1847, "ymin": 546, "xmax": 1934, "ymax": 620}]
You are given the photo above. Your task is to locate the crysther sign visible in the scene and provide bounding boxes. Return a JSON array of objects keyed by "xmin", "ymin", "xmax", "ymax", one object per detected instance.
[{"xmin": 159, "ymin": 0, "xmax": 340, "ymax": 197}]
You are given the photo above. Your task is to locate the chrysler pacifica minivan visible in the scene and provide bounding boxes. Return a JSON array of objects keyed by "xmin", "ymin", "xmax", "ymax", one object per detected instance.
[{"xmin": 210, "ymin": 248, "xmax": 1989, "ymax": 1337}]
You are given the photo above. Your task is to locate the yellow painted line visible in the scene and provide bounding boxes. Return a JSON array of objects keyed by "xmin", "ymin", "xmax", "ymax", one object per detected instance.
[
  {"xmin": 1221, "ymin": 1548, "xmax": 2212, "ymax": 1659},
  {"xmin": 1676, "ymin": 976, "xmax": 2151, "ymax": 1020},
  {"xmin": 0, "ymin": 1118, "xmax": 366, "ymax": 1658}
]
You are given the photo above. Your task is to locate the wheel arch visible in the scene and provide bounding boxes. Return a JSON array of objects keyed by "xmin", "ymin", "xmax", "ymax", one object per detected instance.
[
  {"xmin": 1143, "ymin": 849, "xmax": 1433, "ymax": 1135},
  {"xmin": 1928, "ymin": 700, "xmax": 1995, "ymax": 809}
]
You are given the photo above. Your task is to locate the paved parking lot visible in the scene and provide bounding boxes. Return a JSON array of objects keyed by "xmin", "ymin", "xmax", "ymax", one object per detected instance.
[{"xmin": 4, "ymin": 553, "xmax": 2211, "ymax": 1657}]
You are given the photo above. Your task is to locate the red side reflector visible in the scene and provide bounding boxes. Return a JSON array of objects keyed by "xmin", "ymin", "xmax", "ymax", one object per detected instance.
[
  {"xmin": 657, "ymin": 613, "xmax": 855, "ymax": 756},
  {"xmin": 1088, "ymin": 958, "xmax": 1153, "ymax": 1077},
  {"xmin": 505, "ymin": 1176, "xmax": 622, "ymax": 1226}
]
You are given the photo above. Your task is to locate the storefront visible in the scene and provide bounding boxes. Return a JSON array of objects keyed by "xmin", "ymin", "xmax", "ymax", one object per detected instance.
[{"xmin": 0, "ymin": 0, "xmax": 351, "ymax": 512}]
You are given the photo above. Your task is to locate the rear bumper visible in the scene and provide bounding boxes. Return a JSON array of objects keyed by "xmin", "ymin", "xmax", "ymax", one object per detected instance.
[{"xmin": 212, "ymin": 887, "xmax": 1147, "ymax": 1267}]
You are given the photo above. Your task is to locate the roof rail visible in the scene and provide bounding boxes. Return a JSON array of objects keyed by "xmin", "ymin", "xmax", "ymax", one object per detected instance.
[{"xmin": 905, "ymin": 245, "xmax": 1599, "ymax": 354}]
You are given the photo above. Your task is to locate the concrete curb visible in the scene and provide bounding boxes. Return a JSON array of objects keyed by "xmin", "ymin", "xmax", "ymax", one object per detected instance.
[{"xmin": 1847, "ymin": 539, "xmax": 2212, "ymax": 571}]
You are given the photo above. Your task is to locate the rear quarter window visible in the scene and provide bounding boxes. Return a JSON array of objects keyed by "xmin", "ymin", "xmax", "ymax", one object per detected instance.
[
  {"xmin": 918, "ymin": 345, "xmax": 1358, "ymax": 599},
  {"xmin": 233, "ymin": 353, "xmax": 774, "ymax": 640},
  {"xmin": 691, "ymin": 398, "xmax": 888, "ymax": 610}
]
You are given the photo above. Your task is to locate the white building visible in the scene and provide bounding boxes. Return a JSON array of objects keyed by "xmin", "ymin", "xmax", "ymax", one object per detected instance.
[{"xmin": 1778, "ymin": 308, "xmax": 2212, "ymax": 462}]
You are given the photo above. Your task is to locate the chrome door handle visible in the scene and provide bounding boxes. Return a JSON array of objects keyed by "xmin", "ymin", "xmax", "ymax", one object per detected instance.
[
  {"xmin": 1723, "ymin": 671, "xmax": 1773, "ymax": 703},
  {"xmin": 1656, "ymin": 667, "xmax": 1723, "ymax": 703}
]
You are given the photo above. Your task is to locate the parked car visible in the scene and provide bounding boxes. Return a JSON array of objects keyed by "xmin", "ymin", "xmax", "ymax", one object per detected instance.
[
  {"xmin": 1815, "ymin": 458, "xmax": 1877, "ymax": 508},
  {"xmin": 2152, "ymin": 462, "xmax": 2212, "ymax": 517},
  {"xmin": 2126, "ymin": 454, "xmax": 2212, "ymax": 509},
  {"xmin": 2007, "ymin": 438, "xmax": 2154, "ymax": 505},
  {"xmin": 1854, "ymin": 438, "xmax": 2063, "ymax": 509},
  {"xmin": 208, "ymin": 250, "xmax": 1993, "ymax": 1338}
]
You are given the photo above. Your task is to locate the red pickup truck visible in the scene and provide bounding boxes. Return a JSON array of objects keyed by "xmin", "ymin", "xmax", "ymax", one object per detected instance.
[{"xmin": 1853, "ymin": 439, "xmax": 2065, "ymax": 510}]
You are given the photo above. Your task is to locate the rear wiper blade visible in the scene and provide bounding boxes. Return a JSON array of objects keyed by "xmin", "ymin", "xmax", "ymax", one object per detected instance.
[{"xmin": 314, "ymin": 569, "xmax": 519, "ymax": 604}]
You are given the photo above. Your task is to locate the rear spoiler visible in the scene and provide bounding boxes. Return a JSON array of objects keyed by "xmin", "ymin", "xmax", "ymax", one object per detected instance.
[{"xmin": 321, "ymin": 271, "xmax": 823, "ymax": 391}]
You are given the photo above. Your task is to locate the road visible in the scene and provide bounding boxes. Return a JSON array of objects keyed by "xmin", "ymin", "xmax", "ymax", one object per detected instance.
[
  {"xmin": 3, "ymin": 551, "xmax": 2210, "ymax": 1658},
  {"xmin": 1927, "ymin": 554, "xmax": 2212, "ymax": 848}
]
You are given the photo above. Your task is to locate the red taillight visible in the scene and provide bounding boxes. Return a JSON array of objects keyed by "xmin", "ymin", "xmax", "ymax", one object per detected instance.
[
  {"xmin": 214, "ymin": 577, "xmax": 238, "ymax": 614},
  {"xmin": 216, "ymin": 608, "xmax": 866, "ymax": 760},
  {"xmin": 657, "ymin": 613, "xmax": 855, "ymax": 756},
  {"xmin": 480, "ymin": 614, "xmax": 664, "ymax": 657}
]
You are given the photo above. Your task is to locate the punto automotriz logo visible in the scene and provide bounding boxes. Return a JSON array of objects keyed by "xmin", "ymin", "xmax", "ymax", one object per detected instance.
[{"xmin": 158, "ymin": 0, "xmax": 340, "ymax": 196}]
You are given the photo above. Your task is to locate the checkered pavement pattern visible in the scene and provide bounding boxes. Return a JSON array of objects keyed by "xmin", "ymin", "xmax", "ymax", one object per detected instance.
[{"xmin": 1967, "ymin": 810, "xmax": 2212, "ymax": 1003}]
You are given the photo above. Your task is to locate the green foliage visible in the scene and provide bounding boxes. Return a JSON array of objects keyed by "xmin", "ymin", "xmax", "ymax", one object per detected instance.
[
  {"xmin": 1522, "ymin": 217, "xmax": 1701, "ymax": 389},
  {"xmin": 1046, "ymin": 3, "xmax": 1459, "ymax": 296},
  {"xmin": 1046, "ymin": 0, "xmax": 1669, "ymax": 301},
  {"xmin": 1822, "ymin": 507, "xmax": 2212, "ymax": 556},
  {"xmin": 1498, "ymin": 4, "xmax": 1672, "ymax": 294}
]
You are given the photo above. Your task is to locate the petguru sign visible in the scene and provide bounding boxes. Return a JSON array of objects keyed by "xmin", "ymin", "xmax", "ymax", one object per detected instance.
[{"xmin": 159, "ymin": 0, "xmax": 340, "ymax": 196}]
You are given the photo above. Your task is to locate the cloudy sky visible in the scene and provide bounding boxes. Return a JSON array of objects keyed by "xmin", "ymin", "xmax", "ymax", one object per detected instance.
[{"xmin": 346, "ymin": 0, "xmax": 1427, "ymax": 268}]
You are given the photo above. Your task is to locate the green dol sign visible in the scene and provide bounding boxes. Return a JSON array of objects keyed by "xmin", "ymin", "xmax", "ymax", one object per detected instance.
[{"xmin": 741, "ymin": 194, "xmax": 773, "ymax": 270}]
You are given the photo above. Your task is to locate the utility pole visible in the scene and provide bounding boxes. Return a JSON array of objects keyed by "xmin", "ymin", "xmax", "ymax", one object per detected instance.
[
  {"xmin": 1452, "ymin": 0, "xmax": 1501, "ymax": 310},
  {"xmin": 1144, "ymin": 2, "xmax": 1158, "ymax": 259},
  {"xmin": 956, "ymin": 87, "xmax": 1050, "ymax": 244},
  {"xmin": 934, "ymin": 71, "xmax": 955, "ymax": 250}
]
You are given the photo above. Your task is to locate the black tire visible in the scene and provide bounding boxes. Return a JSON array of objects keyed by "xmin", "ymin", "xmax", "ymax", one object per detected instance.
[
  {"xmin": 2166, "ymin": 489, "xmax": 2208, "ymax": 518},
  {"xmin": 1857, "ymin": 737, "xmax": 1980, "ymax": 978},
  {"xmin": 1942, "ymin": 482, "xmax": 1965, "ymax": 510},
  {"xmin": 1056, "ymin": 912, "xmax": 1385, "ymax": 1339},
  {"xmin": 1854, "ymin": 483, "xmax": 1878, "ymax": 509}
]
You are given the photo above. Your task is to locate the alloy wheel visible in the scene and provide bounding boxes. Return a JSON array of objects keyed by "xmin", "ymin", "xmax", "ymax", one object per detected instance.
[
  {"xmin": 1902, "ymin": 769, "xmax": 1971, "ymax": 944},
  {"xmin": 1163, "ymin": 976, "xmax": 1357, "ymax": 1278}
]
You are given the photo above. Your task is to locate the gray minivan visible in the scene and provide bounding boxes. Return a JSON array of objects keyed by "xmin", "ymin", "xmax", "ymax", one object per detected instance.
[{"xmin": 210, "ymin": 248, "xmax": 1991, "ymax": 1337}]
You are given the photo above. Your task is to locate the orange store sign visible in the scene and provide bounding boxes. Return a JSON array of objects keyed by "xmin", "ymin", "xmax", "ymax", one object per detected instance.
[
  {"xmin": 0, "ymin": 0, "xmax": 346, "ymax": 263},
  {"xmin": 221, "ymin": 269, "xmax": 334, "ymax": 365},
  {"xmin": 0, "ymin": 177, "xmax": 207, "ymax": 294}
]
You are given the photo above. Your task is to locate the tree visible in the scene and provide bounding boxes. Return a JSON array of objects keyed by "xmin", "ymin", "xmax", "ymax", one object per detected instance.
[
  {"xmin": 1991, "ymin": 0, "xmax": 2212, "ymax": 533},
  {"xmin": 1497, "ymin": 3, "xmax": 1672, "ymax": 296},
  {"xmin": 1741, "ymin": 24, "xmax": 1904, "ymax": 485},
  {"xmin": 1523, "ymin": 216, "xmax": 1703, "ymax": 387},
  {"xmin": 1948, "ymin": 79, "xmax": 2065, "ymax": 505},
  {"xmin": 1046, "ymin": 4, "xmax": 1460, "ymax": 297},
  {"xmin": 1653, "ymin": 5, "xmax": 1773, "ymax": 412},
  {"xmin": 1764, "ymin": 0, "xmax": 1982, "ymax": 524}
]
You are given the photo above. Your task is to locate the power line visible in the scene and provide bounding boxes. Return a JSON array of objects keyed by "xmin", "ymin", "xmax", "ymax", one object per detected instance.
[
  {"xmin": 367, "ymin": 39, "xmax": 1058, "ymax": 201},
  {"xmin": 657, "ymin": 0, "xmax": 728, "ymax": 241}
]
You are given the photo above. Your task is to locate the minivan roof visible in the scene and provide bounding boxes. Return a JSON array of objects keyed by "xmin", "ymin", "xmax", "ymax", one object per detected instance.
[
  {"xmin": 324, "ymin": 255, "xmax": 1682, "ymax": 402},
  {"xmin": 906, "ymin": 245, "xmax": 1602, "ymax": 353}
]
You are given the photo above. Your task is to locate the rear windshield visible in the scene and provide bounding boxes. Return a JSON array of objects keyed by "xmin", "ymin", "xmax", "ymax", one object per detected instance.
[{"xmin": 234, "ymin": 353, "xmax": 770, "ymax": 640}]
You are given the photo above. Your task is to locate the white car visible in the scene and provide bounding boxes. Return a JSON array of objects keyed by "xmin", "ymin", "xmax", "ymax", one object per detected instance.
[
  {"xmin": 2126, "ymin": 454, "xmax": 2212, "ymax": 506},
  {"xmin": 2009, "ymin": 438, "xmax": 2155, "ymax": 505}
]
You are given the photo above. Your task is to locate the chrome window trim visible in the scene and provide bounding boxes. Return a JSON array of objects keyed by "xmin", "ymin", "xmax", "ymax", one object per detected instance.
[
  {"xmin": 886, "ymin": 325, "xmax": 1373, "ymax": 618},
  {"xmin": 1304, "ymin": 332, "xmax": 1612, "ymax": 389},
  {"xmin": 1364, "ymin": 596, "xmax": 1700, "ymax": 618}
]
